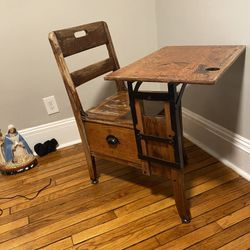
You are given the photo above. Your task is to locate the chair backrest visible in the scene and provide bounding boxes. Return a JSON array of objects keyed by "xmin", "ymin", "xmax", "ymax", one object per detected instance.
[
  {"xmin": 49, "ymin": 21, "xmax": 126, "ymax": 101},
  {"xmin": 49, "ymin": 21, "xmax": 126, "ymax": 153}
]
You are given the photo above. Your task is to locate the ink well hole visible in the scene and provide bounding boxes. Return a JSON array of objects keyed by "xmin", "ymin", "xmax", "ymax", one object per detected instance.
[{"xmin": 205, "ymin": 67, "xmax": 220, "ymax": 72}]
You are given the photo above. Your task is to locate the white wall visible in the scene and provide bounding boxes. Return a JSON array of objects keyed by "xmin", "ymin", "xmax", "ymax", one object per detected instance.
[
  {"xmin": 156, "ymin": 0, "xmax": 250, "ymax": 139},
  {"xmin": 0, "ymin": 0, "xmax": 157, "ymax": 132},
  {"xmin": 156, "ymin": 0, "xmax": 250, "ymax": 178}
]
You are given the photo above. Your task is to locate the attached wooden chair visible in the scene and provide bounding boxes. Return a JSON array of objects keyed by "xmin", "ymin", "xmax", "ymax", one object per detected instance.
[{"xmin": 49, "ymin": 21, "xmax": 191, "ymax": 223}]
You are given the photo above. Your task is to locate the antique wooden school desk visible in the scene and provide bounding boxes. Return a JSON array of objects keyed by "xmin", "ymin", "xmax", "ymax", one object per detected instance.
[
  {"xmin": 104, "ymin": 45, "xmax": 245, "ymax": 223},
  {"xmin": 49, "ymin": 22, "xmax": 245, "ymax": 223}
]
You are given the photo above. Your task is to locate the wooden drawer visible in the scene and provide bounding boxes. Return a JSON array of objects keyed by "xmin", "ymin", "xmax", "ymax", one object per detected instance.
[{"xmin": 85, "ymin": 122, "xmax": 140, "ymax": 164}]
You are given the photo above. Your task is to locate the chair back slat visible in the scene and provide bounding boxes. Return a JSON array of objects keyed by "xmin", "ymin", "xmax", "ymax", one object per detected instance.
[
  {"xmin": 71, "ymin": 58, "xmax": 115, "ymax": 87},
  {"xmin": 54, "ymin": 22, "xmax": 107, "ymax": 57},
  {"xmin": 49, "ymin": 21, "xmax": 125, "ymax": 90}
]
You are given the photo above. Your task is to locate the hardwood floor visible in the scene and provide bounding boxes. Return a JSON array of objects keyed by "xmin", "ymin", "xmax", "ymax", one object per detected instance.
[{"xmin": 0, "ymin": 140, "xmax": 249, "ymax": 250}]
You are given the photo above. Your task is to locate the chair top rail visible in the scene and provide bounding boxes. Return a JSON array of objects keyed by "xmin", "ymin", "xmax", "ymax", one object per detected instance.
[{"xmin": 53, "ymin": 21, "xmax": 108, "ymax": 57}]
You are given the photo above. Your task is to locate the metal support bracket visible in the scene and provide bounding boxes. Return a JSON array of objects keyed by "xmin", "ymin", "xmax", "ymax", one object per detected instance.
[{"xmin": 127, "ymin": 81, "xmax": 187, "ymax": 169}]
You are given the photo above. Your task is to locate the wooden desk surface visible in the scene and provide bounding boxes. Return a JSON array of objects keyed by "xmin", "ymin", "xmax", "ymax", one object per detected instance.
[{"xmin": 105, "ymin": 45, "xmax": 245, "ymax": 85}]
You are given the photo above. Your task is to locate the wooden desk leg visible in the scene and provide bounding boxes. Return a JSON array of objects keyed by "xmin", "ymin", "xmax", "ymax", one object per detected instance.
[
  {"xmin": 171, "ymin": 168, "xmax": 191, "ymax": 223},
  {"xmin": 90, "ymin": 156, "xmax": 98, "ymax": 184}
]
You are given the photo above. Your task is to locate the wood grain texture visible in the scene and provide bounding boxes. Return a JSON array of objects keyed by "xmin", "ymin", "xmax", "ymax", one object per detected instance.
[
  {"xmin": 127, "ymin": 237, "xmax": 160, "ymax": 250},
  {"xmin": 188, "ymin": 218, "xmax": 250, "ymax": 250},
  {"xmin": 134, "ymin": 100, "xmax": 151, "ymax": 175},
  {"xmin": 85, "ymin": 91, "xmax": 132, "ymax": 127},
  {"xmin": 53, "ymin": 22, "xmax": 108, "ymax": 57},
  {"xmin": 156, "ymin": 222, "xmax": 222, "ymax": 250},
  {"xmin": 71, "ymin": 58, "xmax": 114, "ymax": 87},
  {"xmin": 0, "ymin": 217, "xmax": 28, "ymax": 234},
  {"xmin": 142, "ymin": 115, "xmax": 173, "ymax": 162},
  {"xmin": 84, "ymin": 121, "xmax": 140, "ymax": 164},
  {"xmin": 155, "ymin": 193, "xmax": 250, "ymax": 246},
  {"xmin": 105, "ymin": 45, "xmax": 246, "ymax": 84},
  {"xmin": 0, "ymin": 142, "xmax": 249, "ymax": 249},
  {"xmin": 217, "ymin": 232, "xmax": 250, "ymax": 250},
  {"xmin": 216, "ymin": 205, "xmax": 250, "ymax": 229},
  {"xmin": 40, "ymin": 237, "xmax": 73, "ymax": 250}
]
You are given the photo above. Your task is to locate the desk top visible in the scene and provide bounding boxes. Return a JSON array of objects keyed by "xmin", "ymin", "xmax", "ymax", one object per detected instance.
[{"xmin": 105, "ymin": 45, "xmax": 245, "ymax": 85}]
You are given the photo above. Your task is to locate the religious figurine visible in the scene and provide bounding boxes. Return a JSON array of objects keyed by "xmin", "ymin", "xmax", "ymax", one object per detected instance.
[
  {"xmin": 0, "ymin": 130, "xmax": 5, "ymax": 165},
  {"xmin": 0, "ymin": 125, "xmax": 37, "ymax": 175},
  {"xmin": 4, "ymin": 125, "xmax": 34, "ymax": 164}
]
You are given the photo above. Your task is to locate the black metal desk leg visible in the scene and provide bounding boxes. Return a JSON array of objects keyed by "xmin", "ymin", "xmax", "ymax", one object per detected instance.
[
  {"xmin": 168, "ymin": 83, "xmax": 191, "ymax": 223},
  {"xmin": 171, "ymin": 168, "xmax": 191, "ymax": 223}
]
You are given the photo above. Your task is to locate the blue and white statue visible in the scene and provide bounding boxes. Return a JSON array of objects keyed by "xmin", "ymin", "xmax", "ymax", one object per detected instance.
[
  {"xmin": 4, "ymin": 125, "xmax": 33, "ymax": 164},
  {"xmin": 0, "ymin": 130, "xmax": 5, "ymax": 165}
]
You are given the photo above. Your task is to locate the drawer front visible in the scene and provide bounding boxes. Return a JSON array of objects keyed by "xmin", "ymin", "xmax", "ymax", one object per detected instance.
[{"xmin": 85, "ymin": 122, "xmax": 140, "ymax": 164}]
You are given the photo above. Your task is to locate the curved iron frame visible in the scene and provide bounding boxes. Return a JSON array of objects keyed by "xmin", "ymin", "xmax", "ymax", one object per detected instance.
[{"xmin": 127, "ymin": 81, "xmax": 187, "ymax": 169}]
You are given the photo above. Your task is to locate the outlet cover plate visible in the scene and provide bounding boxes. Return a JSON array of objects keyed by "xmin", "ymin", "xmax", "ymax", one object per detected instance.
[{"xmin": 43, "ymin": 95, "xmax": 59, "ymax": 115}]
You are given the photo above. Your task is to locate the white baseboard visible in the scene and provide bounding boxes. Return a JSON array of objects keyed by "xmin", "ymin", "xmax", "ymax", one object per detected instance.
[
  {"xmin": 20, "ymin": 117, "xmax": 81, "ymax": 152},
  {"xmin": 182, "ymin": 107, "xmax": 250, "ymax": 181},
  {"xmin": 19, "ymin": 111, "xmax": 250, "ymax": 181}
]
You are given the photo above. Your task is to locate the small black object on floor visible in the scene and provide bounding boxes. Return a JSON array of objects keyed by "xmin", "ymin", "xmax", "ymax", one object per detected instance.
[{"xmin": 34, "ymin": 138, "xmax": 59, "ymax": 157}]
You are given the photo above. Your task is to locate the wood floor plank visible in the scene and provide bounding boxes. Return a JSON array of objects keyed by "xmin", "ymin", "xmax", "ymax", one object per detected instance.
[
  {"xmin": 0, "ymin": 183, "xmax": 165, "ymax": 248},
  {"xmin": 12, "ymin": 177, "xmax": 82, "ymax": 209},
  {"xmin": 0, "ymin": 177, "xmax": 56, "ymax": 203},
  {"xmin": 0, "ymin": 171, "xmax": 138, "ymax": 242},
  {"xmin": 0, "ymin": 217, "xmax": 28, "ymax": 234},
  {"xmin": 73, "ymin": 207, "xmax": 180, "ymax": 250},
  {"xmin": 0, "ymin": 153, "xmax": 84, "ymax": 188},
  {"xmin": 216, "ymin": 204, "xmax": 250, "ymax": 229},
  {"xmin": 0, "ymin": 177, "xmax": 82, "ymax": 212},
  {"xmin": 184, "ymin": 157, "xmax": 218, "ymax": 173},
  {"xmin": 186, "ymin": 149, "xmax": 214, "ymax": 164},
  {"xmin": 217, "ymin": 232, "xmax": 250, "ymax": 250},
  {"xmin": 114, "ymin": 182, "xmax": 171, "ymax": 217},
  {"xmin": 52, "ymin": 159, "xmax": 117, "ymax": 185},
  {"xmin": 22, "ymin": 161, "xmax": 85, "ymax": 184},
  {"xmin": 126, "ymin": 237, "xmax": 160, "ymax": 250},
  {"xmin": 187, "ymin": 218, "xmax": 250, "ymax": 249},
  {"xmin": 114, "ymin": 162, "xmax": 237, "ymax": 217},
  {"xmin": 54, "ymin": 170, "xmax": 86, "ymax": 185},
  {"xmin": 156, "ymin": 222, "xmax": 222, "ymax": 250},
  {"xmin": 10, "ymin": 163, "xmax": 131, "ymax": 215},
  {"xmin": 0, "ymin": 142, "xmax": 248, "ymax": 250},
  {"xmin": 0, "ymin": 180, "xmax": 24, "ymax": 194},
  {"xmin": 0, "ymin": 208, "xmax": 10, "ymax": 217},
  {"xmin": 40, "ymin": 237, "xmax": 73, "ymax": 250},
  {"xmin": 72, "ymin": 177, "xmax": 248, "ymax": 249},
  {"xmin": 22, "ymin": 167, "xmax": 163, "ymax": 224},
  {"xmin": 72, "ymin": 198, "xmax": 177, "ymax": 245},
  {"xmin": 12, "ymin": 212, "xmax": 117, "ymax": 250},
  {"xmin": 0, "ymin": 162, "xmax": 87, "ymax": 211},
  {"xmin": 156, "ymin": 193, "xmax": 250, "ymax": 245},
  {"xmin": 186, "ymin": 171, "xmax": 239, "ymax": 198},
  {"xmin": 0, "ymin": 180, "xmax": 57, "ymax": 215},
  {"xmin": 25, "ymin": 169, "xmax": 141, "ymax": 223},
  {"xmin": 0, "ymin": 175, "xmax": 163, "ymax": 248},
  {"xmin": 190, "ymin": 178, "xmax": 249, "ymax": 213}
]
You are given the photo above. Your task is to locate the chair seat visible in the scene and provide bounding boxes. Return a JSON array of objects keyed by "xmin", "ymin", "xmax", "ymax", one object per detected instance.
[{"xmin": 85, "ymin": 91, "xmax": 133, "ymax": 128}]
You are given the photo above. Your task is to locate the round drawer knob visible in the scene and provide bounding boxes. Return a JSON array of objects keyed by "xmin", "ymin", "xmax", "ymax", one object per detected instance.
[{"xmin": 106, "ymin": 135, "xmax": 119, "ymax": 146}]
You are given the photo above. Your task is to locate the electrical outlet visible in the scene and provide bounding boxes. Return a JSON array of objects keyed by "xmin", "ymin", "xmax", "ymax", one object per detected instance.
[{"xmin": 43, "ymin": 96, "xmax": 59, "ymax": 115}]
